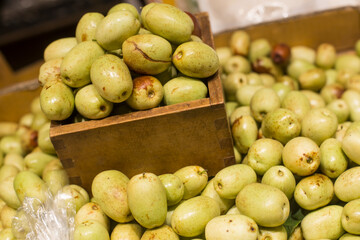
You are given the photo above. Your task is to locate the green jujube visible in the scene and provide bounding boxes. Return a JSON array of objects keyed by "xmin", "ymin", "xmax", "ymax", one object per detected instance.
[
  {"xmin": 163, "ymin": 77, "xmax": 207, "ymax": 105},
  {"xmin": 141, "ymin": 3, "xmax": 194, "ymax": 44}
]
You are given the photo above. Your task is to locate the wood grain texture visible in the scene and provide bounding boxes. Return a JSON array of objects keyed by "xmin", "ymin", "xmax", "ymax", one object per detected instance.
[
  {"xmin": 214, "ymin": 7, "xmax": 360, "ymax": 52},
  {"xmin": 50, "ymin": 13, "xmax": 234, "ymax": 193},
  {"xmin": 0, "ymin": 55, "xmax": 42, "ymax": 122}
]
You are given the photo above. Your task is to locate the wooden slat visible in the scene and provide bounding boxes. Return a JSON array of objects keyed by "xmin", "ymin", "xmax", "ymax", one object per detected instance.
[{"xmin": 214, "ymin": 7, "xmax": 360, "ymax": 52}]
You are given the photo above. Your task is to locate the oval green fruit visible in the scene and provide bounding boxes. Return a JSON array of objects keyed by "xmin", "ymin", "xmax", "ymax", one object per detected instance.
[
  {"xmin": 247, "ymin": 138, "xmax": 283, "ymax": 175},
  {"xmin": 76, "ymin": 12, "xmax": 104, "ymax": 43},
  {"xmin": 95, "ymin": 11, "xmax": 140, "ymax": 50},
  {"xmin": 342, "ymin": 121, "xmax": 360, "ymax": 164},
  {"xmin": 126, "ymin": 76, "xmax": 164, "ymax": 110},
  {"xmin": 91, "ymin": 170, "xmax": 132, "ymax": 223},
  {"xmin": 123, "ymin": 34, "xmax": 172, "ymax": 75},
  {"xmin": 340, "ymin": 233, "xmax": 360, "ymax": 240},
  {"xmin": 213, "ymin": 164, "xmax": 257, "ymax": 200},
  {"xmin": 14, "ymin": 171, "xmax": 47, "ymax": 203},
  {"xmin": 43, "ymin": 169, "xmax": 69, "ymax": 196},
  {"xmin": 205, "ymin": 214, "xmax": 258, "ymax": 240},
  {"xmin": 163, "ymin": 77, "xmax": 207, "ymax": 105},
  {"xmin": 159, "ymin": 173, "xmax": 184, "ymax": 206},
  {"xmin": 173, "ymin": 41, "xmax": 219, "ymax": 78},
  {"xmin": 44, "ymin": 37, "xmax": 77, "ymax": 62},
  {"xmin": 38, "ymin": 58, "xmax": 62, "ymax": 86},
  {"xmin": 141, "ymin": 3, "xmax": 193, "ymax": 44},
  {"xmin": 127, "ymin": 173, "xmax": 167, "ymax": 229},
  {"xmin": 301, "ymin": 205, "xmax": 344, "ymax": 240},
  {"xmin": 232, "ymin": 115, "xmax": 258, "ymax": 154},
  {"xmin": 60, "ymin": 41, "xmax": 105, "ymax": 88},
  {"xmin": 110, "ymin": 223, "xmax": 143, "ymax": 240},
  {"xmin": 90, "ymin": 54, "xmax": 133, "ymax": 103},
  {"xmin": 0, "ymin": 228, "xmax": 15, "ymax": 240},
  {"xmin": 37, "ymin": 122, "xmax": 56, "ymax": 155},
  {"xmin": 258, "ymin": 226, "xmax": 287, "ymax": 240},
  {"xmin": 201, "ymin": 179, "xmax": 234, "ymax": 214},
  {"xmin": 61, "ymin": 185, "xmax": 89, "ymax": 212},
  {"xmin": 108, "ymin": 3, "xmax": 139, "ymax": 19},
  {"xmin": 74, "ymin": 220, "xmax": 110, "ymax": 240},
  {"xmin": 301, "ymin": 107, "xmax": 338, "ymax": 145},
  {"xmin": 0, "ymin": 176, "xmax": 20, "ymax": 209},
  {"xmin": 229, "ymin": 30, "xmax": 250, "ymax": 56},
  {"xmin": 334, "ymin": 167, "xmax": 360, "ymax": 202},
  {"xmin": 261, "ymin": 108, "xmax": 301, "ymax": 145},
  {"xmin": 40, "ymin": 80, "xmax": 74, "ymax": 121},
  {"xmin": 261, "ymin": 166, "xmax": 296, "ymax": 199},
  {"xmin": 320, "ymin": 138, "xmax": 348, "ymax": 178},
  {"xmin": 141, "ymin": 225, "xmax": 179, "ymax": 240},
  {"xmin": 342, "ymin": 199, "xmax": 360, "ymax": 235},
  {"xmin": 75, "ymin": 84, "xmax": 113, "ymax": 119},
  {"xmin": 24, "ymin": 152, "xmax": 58, "ymax": 176},
  {"xmin": 316, "ymin": 43, "xmax": 336, "ymax": 69},
  {"xmin": 171, "ymin": 196, "xmax": 220, "ymax": 237},
  {"xmin": 282, "ymin": 137, "xmax": 320, "ymax": 176},
  {"xmin": 294, "ymin": 173, "xmax": 334, "ymax": 210},
  {"xmin": 281, "ymin": 90, "xmax": 311, "ymax": 122},
  {"xmin": 174, "ymin": 165, "xmax": 208, "ymax": 199},
  {"xmin": 236, "ymin": 183, "xmax": 290, "ymax": 227},
  {"xmin": 75, "ymin": 202, "xmax": 110, "ymax": 231}
]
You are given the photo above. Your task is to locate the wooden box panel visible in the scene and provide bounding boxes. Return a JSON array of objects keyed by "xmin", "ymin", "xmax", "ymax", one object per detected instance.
[
  {"xmin": 214, "ymin": 7, "xmax": 360, "ymax": 51},
  {"xmin": 50, "ymin": 12, "xmax": 235, "ymax": 193}
]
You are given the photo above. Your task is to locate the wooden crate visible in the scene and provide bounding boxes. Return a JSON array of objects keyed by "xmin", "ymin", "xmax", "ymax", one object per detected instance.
[
  {"xmin": 50, "ymin": 12, "xmax": 235, "ymax": 193},
  {"xmin": 0, "ymin": 52, "xmax": 42, "ymax": 122},
  {"xmin": 214, "ymin": 7, "xmax": 360, "ymax": 52}
]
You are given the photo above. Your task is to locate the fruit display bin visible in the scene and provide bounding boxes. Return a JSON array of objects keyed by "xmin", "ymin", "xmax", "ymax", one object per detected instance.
[
  {"xmin": 214, "ymin": 7, "xmax": 360, "ymax": 53},
  {"xmin": 49, "ymin": 12, "xmax": 235, "ymax": 193}
]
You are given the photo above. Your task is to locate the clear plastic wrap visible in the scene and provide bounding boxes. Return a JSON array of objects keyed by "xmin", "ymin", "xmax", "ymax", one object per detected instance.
[
  {"xmin": 12, "ymin": 190, "xmax": 76, "ymax": 240},
  {"xmin": 197, "ymin": 0, "xmax": 360, "ymax": 34}
]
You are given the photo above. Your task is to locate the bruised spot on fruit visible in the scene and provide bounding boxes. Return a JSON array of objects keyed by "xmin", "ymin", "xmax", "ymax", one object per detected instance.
[
  {"xmin": 278, "ymin": 169, "xmax": 284, "ymax": 176},
  {"xmin": 232, "ymin": 116, "xmax": 243, "ymax": 126},
  {"xmin": 133, "ymin": 76, "xmax": 155, "ymax": 90},
  {"xmin": 102, "ymin": 87, "xmax": 105, "ymax": 91},
  {"xmin": 91, "ymin": 204, "xmax": 98, "ymax": 210},
  {"xmin": 229, "ymin": 219, "xmax": 233, "ymax": 223},
  {"xmin": 81, "ymin": 34, "xmax": 87, "ymax": 42},
  {"xmin": 249, "ymin": 223, "xmax": 256, "ymax": 232},
  {"xmin": 122, "ymin": 91, "xmax": 127, "ymax": 96},
  {"xmin": 306, "ymin": 157, "xmax": 313, "ymax": 164},
  {"xmin": 100, "ymin": 105, "xmax": 106, "ymax": 111},
  {"xmin": 264, "ymin": 236, "xmax": 271, "ymax": 240},
  {"xmin": 217, "ymin": 182, "xmax": 223, "ymax": 189},
  {"xmin": 226, "ymin": 229, "xmax": 229, "ymax": 232},
  {"xmin": 171, "ymin": 87, "xmax": 179, "ymax": 94},
  {"xmin": 346, "ymin": 215, "xmax": 349, "ymax": 221}
]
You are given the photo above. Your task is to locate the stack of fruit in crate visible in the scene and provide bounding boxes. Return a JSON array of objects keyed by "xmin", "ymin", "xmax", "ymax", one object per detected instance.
[
  {"xmin": 38, "ymin": 2, "xmax": 219, "ymax": 122},
  {"xmin": 3, "ymin": 2, "xmax": 360, "ymax": 240},
  {"xmin": 216, "ymin": 29, "xmax": 360, "ymax": 239}
]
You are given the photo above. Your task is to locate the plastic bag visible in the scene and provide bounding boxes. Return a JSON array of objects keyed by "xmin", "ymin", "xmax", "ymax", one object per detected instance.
[
  {"xmin": 12, "ymin": 190, "xmax": 76, "ymax": 240},
  {"xmin": 197, "ymin": 0, "xmax": 360, "ymax": 34}
]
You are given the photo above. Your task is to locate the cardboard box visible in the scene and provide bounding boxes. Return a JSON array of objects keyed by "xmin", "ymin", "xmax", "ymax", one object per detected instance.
[{"xmin": 50, "ymin": 12, "xmax": 235, "ymax": 192}]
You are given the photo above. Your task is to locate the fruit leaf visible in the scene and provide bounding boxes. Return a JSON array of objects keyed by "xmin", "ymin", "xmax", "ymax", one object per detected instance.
[{"xmin": 283, "ymin": 206, "xmax": 306, "ymax": 236}]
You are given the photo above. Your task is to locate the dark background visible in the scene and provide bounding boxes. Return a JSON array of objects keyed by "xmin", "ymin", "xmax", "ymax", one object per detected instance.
[{"xmin": 0, "ymin": 0, "xmax": 144, "ymax": 70}]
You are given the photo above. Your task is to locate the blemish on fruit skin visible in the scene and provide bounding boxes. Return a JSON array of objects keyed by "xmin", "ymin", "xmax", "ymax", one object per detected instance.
[{"xmin": 133, "ymin": 76, "xmax": 155, "ymax": 91}]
